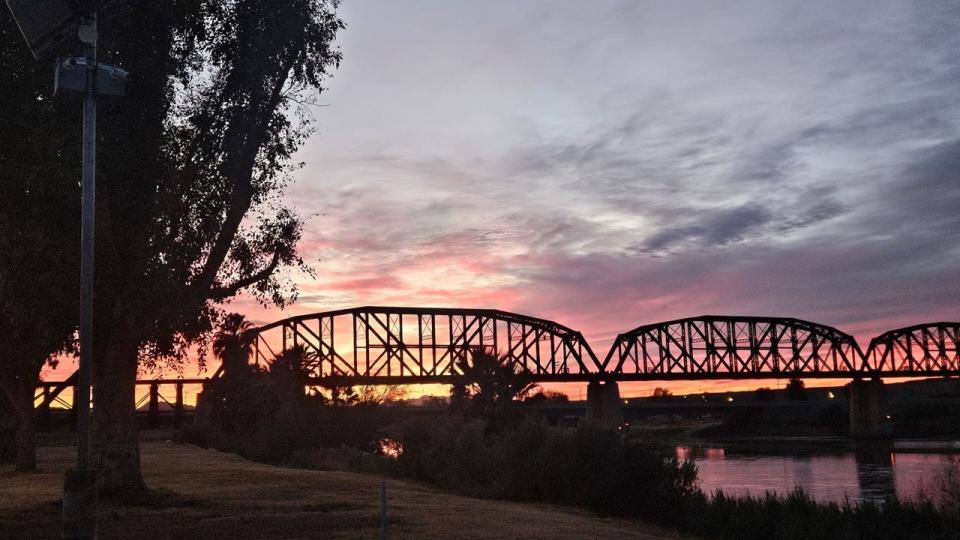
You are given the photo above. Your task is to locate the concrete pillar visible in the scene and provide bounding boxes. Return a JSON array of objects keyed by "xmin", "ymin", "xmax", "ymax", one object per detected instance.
[
  {"xmin": 586, "ymin": 380, "xmax": 624, "ymax": 428},
  {"xmin": 148, "ymin": 382, "xmax": 160, "ymax": 429},
  {"xmin": 174, "ymin": 382, "xmax": 184, "ymax": 429},
  {"xmin": 850, "ymin": 378, "xmax": 884, "ymax": 438},
  {"xmin": 70, "ymin": 384, "xmax": 79, "ymax": 431},
  {"xmin": 39, "ymin": 386, "xmax": 51, "ymax": 427}
]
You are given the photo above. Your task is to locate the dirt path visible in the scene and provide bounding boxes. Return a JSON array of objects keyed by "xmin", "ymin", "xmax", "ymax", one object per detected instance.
[{"xmin": 0, "ymin": 442, "xmax": 685, "ymax": 539}]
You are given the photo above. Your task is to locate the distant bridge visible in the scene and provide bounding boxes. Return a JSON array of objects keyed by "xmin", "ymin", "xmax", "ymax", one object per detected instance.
[
  {"xmin": 36, "ymin": 308, "xmax": 959, "ymax": 427},
  {"xmin": 865, "ymin": 322, "xmax": 960, "ymax": 376},
  {"xmin": 249, "ymin": 306, "xmax": 601, "ymax": 385},
  {"xmin": 245, "ymin": 308, "xmax": 958, "ymax": 384},
  {"xmin": 603, "ymin": 316, "xmax": 864, "ymax": 380}
]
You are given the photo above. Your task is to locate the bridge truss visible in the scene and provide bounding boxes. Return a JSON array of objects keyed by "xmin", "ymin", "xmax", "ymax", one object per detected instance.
[
  {"xmin": 248, "ymin": 306, "xmax": 602, "ymax": 384},
  {"xmin": 37, "ymin": 312, "xmax": 960, "ymax": 393},
  {"xmin": 603, "ymin": 316, "xmax": 866, "ymax": 380},
  {"xmin": 866, "ymin": 322, "xmax": 960, "ymax": 376}
]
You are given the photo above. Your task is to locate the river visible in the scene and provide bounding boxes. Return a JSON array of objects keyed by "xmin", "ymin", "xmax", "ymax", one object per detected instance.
[{"xmin": 676, "ymin": 441, "xmax": 959, "ymax": 503}]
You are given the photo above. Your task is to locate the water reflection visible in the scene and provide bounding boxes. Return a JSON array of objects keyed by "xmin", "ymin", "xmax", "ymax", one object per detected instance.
[
  {"xmin": 677, "ymin": 442, "xmax": 954, "ymax": 503},
  {"xmin": 854, "ymin": 442, "xmax": 895, "ymax": 501}
]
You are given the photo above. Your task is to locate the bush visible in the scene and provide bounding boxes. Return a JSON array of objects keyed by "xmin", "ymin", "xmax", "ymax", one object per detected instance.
[
  {"xmin": 690, "ymin": 488, "xmax": 959, "ymax": 540},
  {"xmin": 185, "ymin": 364, "xmax": 404, "ymax": 465},
  {"xmin": 385, "ymin": 415, "xmax": 960, "ymax": 538},
  {"xmin": 388, "ymin": 416, "xmax": 700, "ymax": 525}
]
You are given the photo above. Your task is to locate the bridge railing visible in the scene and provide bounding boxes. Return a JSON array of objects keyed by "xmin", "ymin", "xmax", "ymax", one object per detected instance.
[{"xmin": 36, "ymin": 378, "xmax": 206, "ymax": 428}]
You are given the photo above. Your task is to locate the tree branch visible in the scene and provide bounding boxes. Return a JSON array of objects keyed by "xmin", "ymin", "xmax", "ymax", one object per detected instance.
[
  {"xmin": 191, "ymin": 52, "xmax": 298, "ymax": 299},
  {"xmin": 208, "ymin": 251, "xmax": 281, "ymax": 300}
]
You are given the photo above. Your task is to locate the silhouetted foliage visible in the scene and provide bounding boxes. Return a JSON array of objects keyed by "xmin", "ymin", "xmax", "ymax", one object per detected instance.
[
  {"xmin": 686, "ymin": 488, "xmax": 960, "ymax": 540},
  {"xmin": 651, "ymin": 387, "xmax": 674, "ymax": 402},
  {"xmin": 450, "ymin": 349, "xmax": 537, "ymax": 429},
  {"xmin": 0, "ymin": 13, "xmax": 80, "ymax": 471},
  {"xmin": 0, "ymin": 0, "xmax": 343, "ymax": 491},
  {"xmin": 388, "ymin": 417, "xmax": 699, "ymax": 524},
  {"xmin": 188, "ymin": 346, "xmax": 403, "ymax": 463},
  {"xmin": 384, "ymin": 415, "xmax": 960, "ymax": 538},
  {"xmin": 2, "ymin": 0, "xmax": 343, "ymax": 491},
  {"xmin": 212, "ymin": 313, "xmax": 255, "ymax": 378},
  {"xmin": 322, "ymin": 385, "xmax": 359, "ymax": 407},
  {"xmin": 755, "ymin": 387, "xmax": 776, "ymax": 401},
  {"xmin": 785, "ymin": 378, "xmax": 807, "ymax": 401},
  {"xmin": 524, "ymin": 389, "xmax": 569, "ymax": 403}
]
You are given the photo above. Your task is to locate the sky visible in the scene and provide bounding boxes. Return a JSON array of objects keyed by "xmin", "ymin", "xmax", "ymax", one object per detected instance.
[{"xmin": 49, "ymin": 1, "xmax": 960, "ymax": 398}]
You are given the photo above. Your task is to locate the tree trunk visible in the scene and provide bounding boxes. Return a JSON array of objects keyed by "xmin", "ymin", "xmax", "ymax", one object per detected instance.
[
  {"xmin": 92, "ymin": 339, "xmax": 144, "ymax": 494},
  {"xmin": 13, "ymin": 379, "xmax": 37, "ymax": 472}
]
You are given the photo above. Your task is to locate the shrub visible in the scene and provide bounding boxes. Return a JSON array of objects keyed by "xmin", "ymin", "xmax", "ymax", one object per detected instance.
[
  {"xmin": 185, "ymin": 356, "xmax": 404, "ymax": 464},
  {"xmin": 691, "ymin": 488, "xmax": 959, "ymax": 540},
  {"xmin": 388, "ymin": 416, "xmax": 700, "ymax": 524}
]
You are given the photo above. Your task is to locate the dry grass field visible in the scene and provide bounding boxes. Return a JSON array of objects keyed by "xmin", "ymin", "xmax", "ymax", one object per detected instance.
[{"xmin": 0, "ymin": 441, "xmax": 685, "ymax": 539}]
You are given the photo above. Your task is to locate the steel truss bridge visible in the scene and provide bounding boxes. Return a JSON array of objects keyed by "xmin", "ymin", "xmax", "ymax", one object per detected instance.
[
  {"xmin": 249, "ymin": 307, "xmax": 599, "ymax": 385},
  {"xmin": 37, "ymin": 308, "xmax": 960, "ymax": 408},
  {"xmin": 245, "ymin": 307, "xmax": 959, "ymax": 384}
]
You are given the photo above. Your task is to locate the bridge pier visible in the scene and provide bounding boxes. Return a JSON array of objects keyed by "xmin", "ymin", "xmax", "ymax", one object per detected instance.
[
  {"xmin": 586, "ymin": 380, "xmax": 623, "ymax": 428},
  {"xmin": 148, "ymin": 382, "xmax": 160, "ymax": 429},
  {"xmin": 69, "ymin": 384, "xmax": 79, "ymax": 431},
  {"xmin": 38, "ymin": 386, "xmax": 51, "ymax": 427},
  {"xmin": 850, "ymin": 378, "xmax": 884, "ymax": 438},
  {"xmin": 174, "ymin": 382, "xmax": 184, "ymax": 428}
]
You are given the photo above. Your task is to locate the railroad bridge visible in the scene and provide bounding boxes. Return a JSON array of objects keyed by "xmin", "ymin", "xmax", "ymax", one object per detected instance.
[{"xmin": 38, "ymin": 306, "xmax": 959, "ymax": 437}]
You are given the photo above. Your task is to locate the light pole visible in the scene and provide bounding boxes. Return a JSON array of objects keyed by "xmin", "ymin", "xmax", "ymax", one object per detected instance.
[
  {"xmin": 63, "ymin": 12, "xmax": 99, "ymax": 540},
  {"xmin": 4, "ymin": 2, "xmax": 126, "ymax": 538}
]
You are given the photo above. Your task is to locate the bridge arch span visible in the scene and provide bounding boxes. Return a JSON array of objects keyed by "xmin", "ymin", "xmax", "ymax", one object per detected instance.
[
  {"xmin": 246, "ymin": 306, "xmax": 602, "ymax": 384},
  {"xmin": 866, "ymin": 322, "xmax": 960, "ymax": 376},
  {"xmin": 603, "ymin": 315, "xmax": 866, "ymax": 380}
]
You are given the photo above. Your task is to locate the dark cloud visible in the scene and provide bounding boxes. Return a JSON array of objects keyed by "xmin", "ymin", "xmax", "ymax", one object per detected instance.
[
  {"xmin": 266, "ymin": 0, "xmax": 960, "ymax": 347},
  {"xmin": 894, "ymin": 139, "xmax": 960, "ymax": 227},
  {"xmin": 635, "ymin": 204, "xmax": 772, "ymax": 254}
]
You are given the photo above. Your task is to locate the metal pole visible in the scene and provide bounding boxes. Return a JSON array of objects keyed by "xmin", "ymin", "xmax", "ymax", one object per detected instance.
[
  {"xmin": 77, "ymin": 10, "xmax": 97, "ymax": 474},
  {"xmin": 63, "ymin": 11, "xmax": 99, "ymax": 540}
]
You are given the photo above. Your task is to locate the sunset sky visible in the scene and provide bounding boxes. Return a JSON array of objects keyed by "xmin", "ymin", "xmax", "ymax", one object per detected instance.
[{"xmin": 50, "ymin": 1, "xmax": 960, "ymax": 397}]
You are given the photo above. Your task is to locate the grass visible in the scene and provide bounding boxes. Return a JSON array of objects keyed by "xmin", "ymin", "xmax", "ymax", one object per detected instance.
[{"xmin": 0, "ymin": 441, "xmax": 685, "ymax": 539}]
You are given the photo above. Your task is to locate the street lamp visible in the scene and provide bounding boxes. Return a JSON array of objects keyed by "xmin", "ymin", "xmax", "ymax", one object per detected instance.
[{"xmin": 4, "ymin": 2, "xmax": 127, "ymax": 538}]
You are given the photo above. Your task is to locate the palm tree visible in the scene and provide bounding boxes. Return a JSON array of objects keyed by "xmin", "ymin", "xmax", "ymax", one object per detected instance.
[
  {"xmin": 451, "ymin": 348, "xmax": 537, "ymax": 424},
  {"xmin": 268, "ymin": 344, "xmax": 318, "ymax": 405},
  {"xmin": 212, "ymin": 313, "xmax": 255, "ymax": 378}
]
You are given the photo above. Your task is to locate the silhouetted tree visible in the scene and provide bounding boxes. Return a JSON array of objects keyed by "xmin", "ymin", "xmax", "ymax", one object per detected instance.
[
  {"xmin": 356, "ymin": 385, "xmax": 407, "ymax": 405},
  {"xmin": 212, "ymin": 313, "xmax": 255, "ymax": 379},
  {"xmin": 3, "ymin": 1, "xmax": 343, "ymax": 492},
  {"xmin": 0, "ymin": 14, "xmax": 80, "ymax": 471},
  {"xmin": 785, "ymin": 378, "xmax": 808, "ymax": 401},
  {"xmin": 450, "ymin": 349, "xmax": 537, "ymax": 428},
  {"xmin": 524, "ymin": 389, "xmax": 570, "ymax": 403},
  {"xmin": 320, "ymin": 385, "xmax": 359, "ymax": 406},
  {"xmin": 2, "ymin": 1, "xmax": 343, "ymax": 490},
  {"xmin": 652, "ymin": 387, "xmax": 674, "ymax": 402},
  {"xmin": 268, "ymin": 345, "xmax": 316, "ymax": 402},
  {"xmin": 201, "ymin": 345, "xmax": 314, "ymax": 438},
  {"xmin": 755, "ymin": 387, "xmax": 776, "ymax": 401}
]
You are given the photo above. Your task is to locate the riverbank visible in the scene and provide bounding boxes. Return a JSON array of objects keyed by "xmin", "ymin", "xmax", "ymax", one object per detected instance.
[{"xmin": 0, "ymin": 441, "xmax": 682, "ymax": 539}]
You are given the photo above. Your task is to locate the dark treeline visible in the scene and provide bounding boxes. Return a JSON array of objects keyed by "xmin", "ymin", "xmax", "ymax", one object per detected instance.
[{"xmin": 184, "ymin": 344, "xmax": 960, "ymax": 540}]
